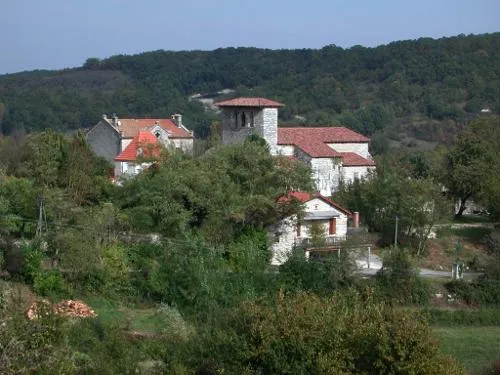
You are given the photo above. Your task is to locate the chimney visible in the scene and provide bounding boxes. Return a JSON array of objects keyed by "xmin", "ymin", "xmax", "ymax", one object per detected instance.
[
  {"xmin": 171, "ymin": 114, "xmax": 182, "ymax": 128},
  {"xmin": 112, "ymin": 113, "xmax": 118, "ymax": 126},
  {"xmin": 353, "ymin": 211, "xmax": 360, "ymax": 228}
]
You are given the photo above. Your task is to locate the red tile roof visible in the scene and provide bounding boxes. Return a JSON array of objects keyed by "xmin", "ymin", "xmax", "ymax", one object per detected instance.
[
  {"xmin": 215, "ymin": 97, "xmax": 284, "ymax": 108},
  {"xmin": 277, "ymin": 127, "xmax": 371, "ymax": 159},
  {"xmin": 278, "ymin": 127, "xmax": 370, "ymax": 144},
  {"xmin": 115, "ymin": 131, "xmax": 161, "ymax": 162},
  {"xmin": 340, "ymin": 152, "xmax": 376, "ymax": 166},
  {"xmin": 110, "ymin": 118, "xmax": 193, "ymax": 138},
  {"xmin": 279, "ymin": 191, "xmax": 352, "ymax": 216}
]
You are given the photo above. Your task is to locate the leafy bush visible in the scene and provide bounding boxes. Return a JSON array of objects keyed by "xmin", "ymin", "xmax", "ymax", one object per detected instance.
[
  {"xmin": 375, "ymin": 247, "xmax": 431, "ymax": 305},
  {"xmin": 20, "ymin": 243, "xmax": 44, "ymax": 283},
  {"xmin": 425, "ymin": 308, "xmax": 500, "ymax": 326},
  {"xmin": 176, "ymin": 292, "xmax": 465, "ymax": 374},
  {"xmin": 278, "ymin": 247, "xmax": 357, "ymax": 295},
  {"xmin": 446, "ymin": 264, "xmax": 500, "ymax": 306},
  {"xmin": 33, "ymin": 270, "xmax": 68, "ymax": 297}
]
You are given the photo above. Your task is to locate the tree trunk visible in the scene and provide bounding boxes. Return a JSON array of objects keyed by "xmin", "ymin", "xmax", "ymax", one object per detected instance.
[{"xmin": 454, "ymin": 195, "xmax": 471, "ymax": 218}]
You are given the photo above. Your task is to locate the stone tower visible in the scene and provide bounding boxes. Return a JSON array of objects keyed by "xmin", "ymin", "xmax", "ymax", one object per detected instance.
[{"xmin": 215, "ymin": 97, "xmax": 283, "ymax": 155}]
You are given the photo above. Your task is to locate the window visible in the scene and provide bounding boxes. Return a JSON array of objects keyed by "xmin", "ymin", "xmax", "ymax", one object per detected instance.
[
  {"xmin": 241, "ymin": 112, "xmax": 246, "ymax": 128},
  {"xmin": 353, "ymin": 172, "xmax": 360, "ymax": 180},
  {"xmin": 250, "ymin": 112, "xmax": 254, "ymax": 127},
  {"xmin": 296, "ymin": 223, "xmax": 301, "ymax": 237},
  {"xmin": 329, "ymin": 218, "xmax": 336, "ymax": 235}
]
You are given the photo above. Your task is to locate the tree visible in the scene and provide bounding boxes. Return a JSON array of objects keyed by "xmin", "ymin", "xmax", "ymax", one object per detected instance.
[
  {"xmin": 336, "ymin": 167, "xmax": 450, "ymax": 252},
  {"xmin": 443, "ymin": 117, "xmax": 500, "ymax": 217}
]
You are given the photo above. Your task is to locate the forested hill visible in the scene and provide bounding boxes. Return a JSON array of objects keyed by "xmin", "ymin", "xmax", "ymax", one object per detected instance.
[{"xmin": 1, "ymin": 32, "xmax": 499, "ymax": 147}]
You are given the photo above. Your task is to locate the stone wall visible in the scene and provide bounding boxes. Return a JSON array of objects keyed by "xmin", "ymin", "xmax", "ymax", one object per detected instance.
[
  {"xmin": 169, "ymin": 138, "xmax": 194, "ymax": 154},
  {"xmin": 220, "ymin": 107, "xmax": 279, "ymax": 154},
  {"xmin": 261, "ymin": 108, "xmax": 278, "ymax": 154},
  {"xmin": 87, "ymin": 120, "xmax": 120, "ymax": 162},
  {"xmin": 270, "ymin": 216, "xmax": 298, "ymax": 266},
  {"xmin": 276, "ymin": 144, "xmax": 294, "ymax": 156},
  {"xmin": 310, "ymin": 158, "xmax": 341, "ymax": 196}
]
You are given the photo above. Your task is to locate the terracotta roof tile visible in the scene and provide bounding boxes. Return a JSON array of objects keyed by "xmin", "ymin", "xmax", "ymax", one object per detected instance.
[
  {"xmin": 115, "ymin": 131, "xmax": 161, "ymax": 162},
  {"xmin": 215, "ymin": 97, "xmax": 284, "ymax": 108},
  {"xmin": 277, "ymin": 127, "xmax": 371, "ymax": 158},
  {"xmin": 340, "ymin": 152, "xmax": 376, "ymax": 166},
  {"xmin": 278, "ymin": 191, "xmax": 352, "ymax": 215},
  {"xmin": 111, "ymin": 118, "xmax": 193, "ymax": 138}
]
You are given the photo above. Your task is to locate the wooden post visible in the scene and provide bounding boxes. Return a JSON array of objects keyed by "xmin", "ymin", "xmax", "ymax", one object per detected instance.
[{"xmin": 367, "ymin": 246, "xmax": 371, "ymax": 269}]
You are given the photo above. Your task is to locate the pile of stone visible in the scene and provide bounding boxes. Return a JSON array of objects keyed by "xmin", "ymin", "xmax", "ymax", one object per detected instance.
[
  {"xmin": 53, "ymin": 300, "xmax": 97, "ymax": 318},
  {"xmin": 26, "ymin": 299, "xmax": 96, "ymax": 320}
]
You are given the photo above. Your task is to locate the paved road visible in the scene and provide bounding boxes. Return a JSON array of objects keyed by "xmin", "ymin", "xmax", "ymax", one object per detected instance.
[{"xmin": 355, "ymin": 254, "xmax": 482, "ymax": 280}]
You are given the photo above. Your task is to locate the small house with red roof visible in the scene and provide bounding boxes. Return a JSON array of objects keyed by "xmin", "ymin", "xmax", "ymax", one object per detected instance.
[
  {"xmin": 87, "ymin": 113, "xmax": 194, "ymax": 169},
  {"xmin": 271, "ymin": 192, "xmax": 353, "ymax": 265},
  {"xmin": 114, "ymin": 131, "xmax": 161, "ymax": 177},
  {"xmin": 216, "ymin": 97, "xmax": 375, "ymax": 195}
]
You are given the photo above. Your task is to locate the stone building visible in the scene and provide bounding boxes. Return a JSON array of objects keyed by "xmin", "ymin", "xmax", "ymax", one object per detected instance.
[
  {"xmin": 87, "ymin": 114, "xmax": 194, "ymax": 172},
  {"xmin": 216, "ymin": 97, "xmax": 375, "ymax": 196},
  {"xmin": 270, "ymin": 192, "xmax": 353, "ymax": 265},
  {"xmin": 114, "ymin": 131, "xmax": 161, "ymax": 178}
]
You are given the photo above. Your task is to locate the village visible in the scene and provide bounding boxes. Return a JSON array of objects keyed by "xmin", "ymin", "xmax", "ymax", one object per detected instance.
[{"xmin": 1, "ymin": 11, "xmax": 500, "ymax": 371}]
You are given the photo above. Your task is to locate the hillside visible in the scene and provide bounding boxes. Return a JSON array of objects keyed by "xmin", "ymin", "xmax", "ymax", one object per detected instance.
[{"xmin": 0, "ymin": 32, "xmax": 499, "ymax": 148}]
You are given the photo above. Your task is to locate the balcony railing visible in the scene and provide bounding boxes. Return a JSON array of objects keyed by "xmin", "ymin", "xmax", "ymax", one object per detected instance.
[{"xmin": 297, "ymin": 235, "xmax": 347, "ymax": 248}]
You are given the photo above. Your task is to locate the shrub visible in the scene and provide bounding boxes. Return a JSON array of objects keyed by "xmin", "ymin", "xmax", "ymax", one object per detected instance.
[
  {"xmin": 33, "ymin": 270, "xmax": 68, "ymax": 297},
  {"xmin": 446, "ymin": 264, "xmax": 500, "ymax": 306},
  {"xmin": 375, "ymin": 247, "xmax": 431, "ymax": 305},
  {"xmin": 180, "ymin": 292, "xmax": 465, "ymax": 374},
  {"xmin": 278, "ymin": 247, "xmax": 357, "ymax": 295}
]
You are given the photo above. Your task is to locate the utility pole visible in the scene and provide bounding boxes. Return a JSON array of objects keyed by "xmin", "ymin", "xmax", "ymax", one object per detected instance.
[
  {"xmin": 394, "ymin": 216, "xmax": 399, "ymax": 247},
  {"xmin": 35, "ymin": 196, "xmax": 47, "ymax": 238}
]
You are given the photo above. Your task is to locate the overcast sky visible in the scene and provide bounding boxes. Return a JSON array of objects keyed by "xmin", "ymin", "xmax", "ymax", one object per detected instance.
[{"xmin": 1, "ymin": 0, "xmax": 499, "ymax": 74}]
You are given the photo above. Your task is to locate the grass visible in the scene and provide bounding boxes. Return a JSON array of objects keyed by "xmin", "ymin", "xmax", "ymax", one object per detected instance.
[
  {"xmin": 433, "ymin": 326, "xmax": 500, "ymax": 374},
  {"xmin": 436, "ymin": 226, "xmax": 493, "ymax": 243},
  {"xmin": 84, "ymin": 296, "xmax": 163, "ymax": 333},
  {"xmin": 440, "ymin": 214, "xmax": 493, "ymax": 225}
]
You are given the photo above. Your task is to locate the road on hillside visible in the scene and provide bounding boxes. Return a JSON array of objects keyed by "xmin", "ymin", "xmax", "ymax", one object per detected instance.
[{"xmin": 356, "ymin": 253, "xmax": 482, "ymax": 280}]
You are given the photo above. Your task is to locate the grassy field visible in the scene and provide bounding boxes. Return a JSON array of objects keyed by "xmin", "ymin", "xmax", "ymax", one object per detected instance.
[{"xmin": 433, "ymin": 326, "xmax": 500, "ymax": 374}]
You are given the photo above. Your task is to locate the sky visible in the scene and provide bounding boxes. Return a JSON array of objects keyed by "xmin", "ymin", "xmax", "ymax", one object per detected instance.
[{"xmin": 1, "ymin": 0, "xmax": 500, "ymax": 74}]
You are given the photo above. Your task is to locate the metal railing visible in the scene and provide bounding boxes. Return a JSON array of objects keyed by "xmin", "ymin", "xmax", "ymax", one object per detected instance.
[{"xmin": 298, "ymin": 235, "xmax": 347, "ymax": 248}]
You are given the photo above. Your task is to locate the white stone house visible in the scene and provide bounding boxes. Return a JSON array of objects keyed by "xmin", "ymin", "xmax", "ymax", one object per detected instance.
[
  {"xmin": 87, "ymin": 114, "xmax": 194, "ymax": 175},
  {"xmin": 216, "ymin": 97, "xmax": 375, "ymax": 196},
  {"xmin": 114, "ymin": 130, "xmax": 161, "ymax": 179},
  {"xmin": 270, "ymin": 192, "xmax": 352, "ymax": 266}
]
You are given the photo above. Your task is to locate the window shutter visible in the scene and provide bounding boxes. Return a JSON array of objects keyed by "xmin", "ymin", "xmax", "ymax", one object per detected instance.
[
  {"xmin": 296, "ymin": 223, "xmax": 301, "ymax": 237},
  {"xmin": 329, "ymin": 218, "xmax": 336, "ymax": 235}
]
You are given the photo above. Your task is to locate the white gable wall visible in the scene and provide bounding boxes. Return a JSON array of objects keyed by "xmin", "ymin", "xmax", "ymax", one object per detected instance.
[{"xmin": 327, "ymin": 142, "xmax": 371, "ymax": 159}]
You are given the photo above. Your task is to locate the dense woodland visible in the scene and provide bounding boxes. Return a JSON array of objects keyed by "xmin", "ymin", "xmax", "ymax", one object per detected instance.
[{"xmin": 1, "ymin": 32, "xmax": 500, "ymax": 146}]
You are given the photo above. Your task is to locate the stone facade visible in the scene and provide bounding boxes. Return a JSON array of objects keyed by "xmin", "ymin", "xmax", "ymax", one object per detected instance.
[
  {"xmin": 310, "ymin": 158, "xmax": 342, "ymax": 196},
  {"xmin": 220, "ymin": 107, "xmax": 279, "ymax": 154},
  {"xmin": 87, "ymin": 115, "xmax": 194, "ymax": 171},
  {"xmin": 86, "ymin": 120, "xmax": 121, "ymax": 162},
  {"xmin": 271, "ymin": 196, "xmax": 350, "ymax": 266}
]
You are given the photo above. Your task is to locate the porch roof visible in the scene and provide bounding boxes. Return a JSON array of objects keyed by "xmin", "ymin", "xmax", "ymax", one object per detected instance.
[{"xmin": 304, "ymin": 211, "xmax": 340, "ymax": 220}]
